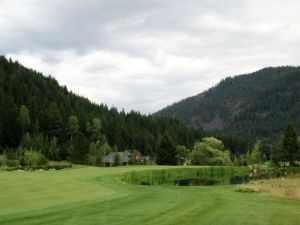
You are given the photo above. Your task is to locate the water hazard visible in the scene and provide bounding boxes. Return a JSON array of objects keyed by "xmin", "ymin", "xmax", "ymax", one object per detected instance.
[
  {"xmin": 122, "ymin": 167, "xmax": 288, "ymax": 186},
  {"xmin": 173, "ymin": 172, "xmax": 284, "ymax": 186}
]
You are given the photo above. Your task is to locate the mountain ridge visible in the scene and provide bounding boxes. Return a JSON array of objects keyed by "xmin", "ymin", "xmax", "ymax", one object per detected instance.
[{"xmin": 155, "ymin": 66, "xmax": 300, "ymax": 140}]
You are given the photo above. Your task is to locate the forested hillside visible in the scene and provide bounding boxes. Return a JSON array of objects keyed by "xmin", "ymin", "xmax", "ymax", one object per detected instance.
[
  {"xmin": 156, "ymin": 67, "xmax": 300, "ymax": 140},
  {"xmin": 0, "ymin": 56, "xmax": 204, "ymax": 162}
]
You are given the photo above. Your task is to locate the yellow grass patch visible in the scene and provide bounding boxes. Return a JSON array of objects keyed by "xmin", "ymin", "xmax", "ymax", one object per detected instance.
[{"xmin": 237, "ymin": 173, "xmax": 300, "ymax": 199}]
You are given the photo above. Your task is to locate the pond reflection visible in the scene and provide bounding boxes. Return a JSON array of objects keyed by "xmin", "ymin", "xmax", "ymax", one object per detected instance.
[
  {"xmin": 169, "ymin": 173, "xmax": 284, "ymax": 186},
  {"xmin": 173, "ymin": 175, "xmax": 250, "ymax": 186}
]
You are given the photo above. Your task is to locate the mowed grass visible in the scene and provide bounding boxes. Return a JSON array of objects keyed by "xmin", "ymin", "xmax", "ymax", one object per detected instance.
[{"xmin": 0, "ymin": 166, "xmax": 299, "ymax": 225}]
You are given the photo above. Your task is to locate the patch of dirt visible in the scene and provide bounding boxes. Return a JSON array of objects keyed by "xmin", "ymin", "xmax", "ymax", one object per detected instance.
[{"xmin": 202, "ymin": 115, "xmax": 224, "ymax": 130}]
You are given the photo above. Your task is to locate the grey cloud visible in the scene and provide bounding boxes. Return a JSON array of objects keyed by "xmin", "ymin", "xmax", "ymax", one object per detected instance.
[
  {"xmin": 0, "ymin": 0, "xmax": 246, "ymax": 54},
  {"xmin": 2, "ymin": 0, "xmax": 300, "ymax": 113}
]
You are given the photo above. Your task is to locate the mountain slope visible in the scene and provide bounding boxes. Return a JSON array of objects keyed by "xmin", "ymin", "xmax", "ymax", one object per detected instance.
[
  {"xmin": 0, "ymin": 56, "xmax": 203, "ymax": 159},
  {"xmin": 156, "ymin": 67, "xmax": 300, "ymax": 139}
]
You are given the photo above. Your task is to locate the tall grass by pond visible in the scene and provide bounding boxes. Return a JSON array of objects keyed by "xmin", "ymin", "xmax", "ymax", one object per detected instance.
[
  {"xmin": 236, "ymin": 173, "xmax": 300, "ymax": 199},
  {"xmin": 122, "ymin": 166, "xmax": 300, "ymax": 186},
  {"xmin": 122, "ymin": 166, "xmax": 250, "ymax": 185}
]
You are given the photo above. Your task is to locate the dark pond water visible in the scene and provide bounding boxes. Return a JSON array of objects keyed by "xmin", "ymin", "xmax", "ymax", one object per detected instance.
[
  {"xmin": 136, "ymin": 173, "xmax": 285, "ymax": 186},
  {"xmin": 172, "ymin": 173, "xmax": 283, "ymax": 186},
  {"xmin": 174, "ymin": 176, "xmax": 250, "ymax": 186}
]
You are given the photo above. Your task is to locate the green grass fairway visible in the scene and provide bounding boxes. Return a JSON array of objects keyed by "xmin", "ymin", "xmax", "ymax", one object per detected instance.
[{"xmin": 0, "ymin": 166, "xmax": 299, "ymax": 225}]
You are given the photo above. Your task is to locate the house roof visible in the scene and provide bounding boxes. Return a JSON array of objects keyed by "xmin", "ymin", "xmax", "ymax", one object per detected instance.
[{"xmin": 102, "ymin": 151, "xmax": 129, "ymax": 163}]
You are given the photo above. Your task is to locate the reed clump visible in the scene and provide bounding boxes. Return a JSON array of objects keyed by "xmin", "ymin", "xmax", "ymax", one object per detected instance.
[{"xmin": 122, "ymin": 166, "xmax": 250, "ymax": 185}]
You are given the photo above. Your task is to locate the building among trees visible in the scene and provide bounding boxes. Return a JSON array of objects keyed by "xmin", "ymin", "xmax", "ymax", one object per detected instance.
[{"xmin": 102, "ymin": 151, "xmax": 129, "ymax": 166}]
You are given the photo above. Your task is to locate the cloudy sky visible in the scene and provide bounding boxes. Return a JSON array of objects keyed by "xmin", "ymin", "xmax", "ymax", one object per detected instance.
[{"xmin": 1, "ymin": 0, "xmax": 300, "ymax": 114}]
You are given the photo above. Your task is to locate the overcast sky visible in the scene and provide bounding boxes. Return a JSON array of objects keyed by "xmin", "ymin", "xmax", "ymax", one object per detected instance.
[{"xmin": 1, "ymin": 0, "xmax": 300, "ymax": 114}]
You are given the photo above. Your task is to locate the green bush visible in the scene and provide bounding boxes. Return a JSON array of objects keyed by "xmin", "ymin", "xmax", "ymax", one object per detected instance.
[
  {"xmin": 0, "ymin": 154, "xmax": 8, "ymax": 167},
  {"xmin": 236, "ymin": 186, "xmax": 257, "ymax": 193},
  {"xmin": 24, "ymin": 148, "xmax": 48, "ymax": 167},
  {"xmin": 48, "ymin": 164, "xmax": 72, "ymax": 170},
  {"xmin": 7, "ymin": 159, "xmax": 20, "ymax": 167},
  {"xmin": 0, "ymin": 157, "xmax": 72, "ymax": 171},
  {"xmin": 4, "ymin": 167, "xmax": 18, "ymax": 171}
]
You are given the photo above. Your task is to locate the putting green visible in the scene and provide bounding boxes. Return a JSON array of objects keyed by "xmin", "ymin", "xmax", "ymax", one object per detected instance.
[{"xmin": 0, "ymin": 166, "xmax": 299, "ymax": 225}]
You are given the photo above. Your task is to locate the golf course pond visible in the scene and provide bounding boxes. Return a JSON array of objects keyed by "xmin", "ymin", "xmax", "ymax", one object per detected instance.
[{"xmin": 122, "ymin": 166, "xmax": 290, "ymax": 186}]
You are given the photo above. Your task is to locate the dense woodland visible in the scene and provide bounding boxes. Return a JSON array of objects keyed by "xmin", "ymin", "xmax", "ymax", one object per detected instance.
[
  {"xmin": 0, "ymin": 56, "xmax": 208, "ymax": 164},
  {"xmin": 0, "ymin": 56, "xmax": 299, "ymax": 167},
  {"xmin": 156, "ymin": 66, "xmax": 300, "ymax": 140}
]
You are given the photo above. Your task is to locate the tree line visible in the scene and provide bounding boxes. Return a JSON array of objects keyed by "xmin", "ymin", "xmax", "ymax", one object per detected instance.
[
  {"xmin": 0, "ymin": 56, "xmax": 206, "ymax": 165},
  {"xmin": 2, "ymin": 56, "xmax": 297, "ymax": 168},
  {"xmin": 156, "ymin": 122, "xmax": 300, "ymax": 167}
]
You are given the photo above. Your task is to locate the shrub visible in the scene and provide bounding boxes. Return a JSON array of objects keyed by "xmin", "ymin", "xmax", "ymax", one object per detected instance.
[
  {"xmin": 0, "ymin": 154, "xmax": 8, "ymax": 167},
  {"xmin": 49, "ymin": 164, "xmax": 72, "ymax": 170},
  {"xmin": 4, "ymin": 167, "xmax": 18, "ymax": 171},
  {"xmin": 48, "ymin": 161, "xmax": 72, "ymax": 170},
  {"xmin": 7, "ymin": 159, "xmax": 20, "ymax": 167},
  {"xmin": 236, "ymin": 186, "xmax": 257, "ymax": 193},
  {"xmin": 24, "ymin": 148, "xmax": 48, "ymax": 167},
  {"xmin": 246, "ymin": 141, "xmax": 262, "ymax": 165}
]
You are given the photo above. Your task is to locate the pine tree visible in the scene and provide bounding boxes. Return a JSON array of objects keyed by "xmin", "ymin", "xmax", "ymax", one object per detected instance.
[
  {"xmin": 69, "ymin": 132, "xmax": 89, "ymax": 163},
  {"xmin": 156, "ymin": 134, "xmax": 177, "ymax": 165},
  {"xmin": 68, "ymin": 115, "xmax": 79, "ymax": 139},
  {"xmin": 113, "ymin": 152, "xmax": 121, "ymax": 166},
  {"xmin": 46, "ymin": 103, "xmax": 63, "ymax": 139},
  {"xmin": 0, "ymin": 96, "xmax": 21, "ymax": 147},
  {"xmin": 282, "ymin": 122, "xmax": 299, "ymax": 166},
  {"xmin": 19, "ymin": 105, "xmax": 30, "ymax": 134}
]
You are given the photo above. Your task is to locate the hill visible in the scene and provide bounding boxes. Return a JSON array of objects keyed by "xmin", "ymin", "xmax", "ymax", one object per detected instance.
[
  {"xmin": 156, "ymin": 67, "xmax": 300, "ymax": 140},
  {"xmin": 0, "ymin": 56, "xmax": 204, "ymax": 161}
]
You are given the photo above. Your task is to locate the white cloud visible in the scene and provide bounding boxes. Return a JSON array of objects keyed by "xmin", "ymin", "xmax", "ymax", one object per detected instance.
[{"xmin": 1, "ymin": 0, "xmax": 300, "ymax": 113}]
